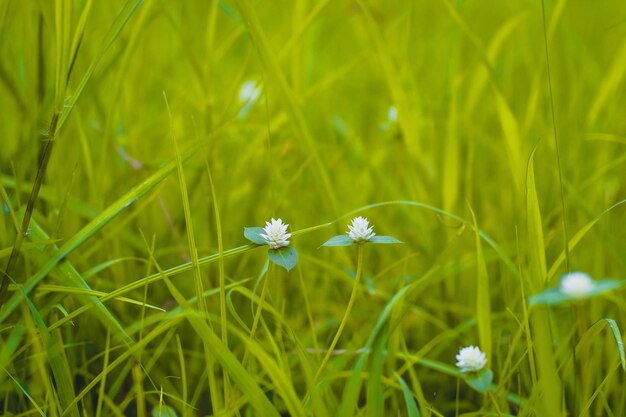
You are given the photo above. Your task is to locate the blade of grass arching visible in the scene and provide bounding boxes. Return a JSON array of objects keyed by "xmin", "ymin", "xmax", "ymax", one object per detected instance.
[
  {"xmin": 233, "ymin": 0, "xmax": 338, "ymax": 214},
  {"xmin": 571, "ymin": 319, "xmax": 625, "ymax": 372},
  {"xmin": 338, "ymin": 285, "xmax": 411, "ymax": 416},
  {"xmin": 468, "ymin": 203, "xmax": 492, "ymax": 361},
  {"xmin": 24, "ymin": 213, "xmax": 132, "ymax": 343},
  {"xmin": 396, "ymin": 374, "xmax": 421, "ymax": 417},
  {"xmin": 367, "ymin": 324, "xmax": 388, "ymax": 417},
  {"xmin": 0, "ymin": 142, "xmax": 200, "ymax": 322},
  {"xmin": 23, "ymin": 295, "xmax": 79, "ymax": 417},
  {"xmin": 525, "ymin": 146, "xmax": 563, "ymax": 416},
  {"xmin": 2, "ymin": 369, "xmax": 48, "ymax": 417}
]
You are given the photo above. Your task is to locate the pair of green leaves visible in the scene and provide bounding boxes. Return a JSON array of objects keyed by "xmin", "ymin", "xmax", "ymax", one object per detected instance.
[
  {"xmin": 462, "ymin": 368, "xmax": 494, "ymax": 395},
  {"xmin": 244, "ymin": 227, "xmax": 402, "ymax": 271},
  {"xmin": 244, "ymin": 227, "xmax": 298, "ymax": 271},
  {"xmin": 529, "ymin": 279, "xmax": 624, "ymax": 306},
  {"xmin": 321, "ymin": 234, "xmax": 402, "ymax": 247}
]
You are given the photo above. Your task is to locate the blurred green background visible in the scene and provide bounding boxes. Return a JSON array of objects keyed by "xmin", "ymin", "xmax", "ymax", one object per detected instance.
[{"xmin": 2, "ymin": 0, "xmax": 626, "ymax": 415}]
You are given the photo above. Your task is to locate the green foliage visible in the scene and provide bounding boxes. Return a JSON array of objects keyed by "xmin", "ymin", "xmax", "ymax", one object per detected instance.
[
  {"xmin": 1, "ymin": 0, "xmax": 626, "ymax": 416},
  {"xmin": 267, "ymin": 246, "xmax": 299, "ymax": 271},
  {"xmin": 464, "ymin": 368, "xmax": 494, "ymax": 395}
]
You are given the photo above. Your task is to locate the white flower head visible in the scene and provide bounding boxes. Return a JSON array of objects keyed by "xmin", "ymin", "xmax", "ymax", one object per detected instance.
[
  {"xmin": 260, "ymin": 218, "xmax": 291, "ymax": 250},
  {"xmin": 347, "ymin": 216, "xmax": 376, "ymax": 243},
  {"xmin": 559, "ymin": 271, "xmax": 595, "ymax": 298},
  {"xmin": 387, "ymin": 106, "xmax": 397, "ymax": 123},
  {"xmin": 238, "ymin": 80, "xmax": 261, "ymax": 104},
  {"xmin": 456, "ymin": 345, "xmax": 487, "ymax": 373}
]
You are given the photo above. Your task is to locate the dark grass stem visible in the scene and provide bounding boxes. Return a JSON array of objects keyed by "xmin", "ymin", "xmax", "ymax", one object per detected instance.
[
  {"xmin": 0, "ymin": 110, "xmax": 59, "ymax": 308},
  {"xmin": 315, "ymin": 244, "xmax": 365, "ymax": 381}
]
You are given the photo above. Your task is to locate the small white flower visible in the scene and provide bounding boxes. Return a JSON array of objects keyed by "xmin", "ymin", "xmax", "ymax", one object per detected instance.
[
  {"xmin": 260, "ymin": 218, "xmax": 291, "ymax": 250},
  {"xmin": 559, "ymin": 271, "xmax": 595, "ymax": 298},
  {"xmin": 456, "ymin": 345, "xmax": 487, "ymax": 373},
  {"xmin": 238, "ymin": 80, "xmax": 261, "ymax": 104},
  {"xmin": 387, "ymin": 106, "xmax": 397, "ymax": 123},
  {"xmin": 347, "ymin": 216, "xmax": 376, "ymax": 243}
]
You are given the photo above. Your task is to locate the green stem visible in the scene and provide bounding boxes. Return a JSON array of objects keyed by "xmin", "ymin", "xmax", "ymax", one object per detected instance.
[{"xmin": 315, "ymin": 244, "xmax": 364, "ymax": 381}]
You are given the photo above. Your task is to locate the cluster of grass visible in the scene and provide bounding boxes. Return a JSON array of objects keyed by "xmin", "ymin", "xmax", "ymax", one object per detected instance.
[{"xmin": 2, "ymin": 0, "xmax": 626, "ymax": 415}]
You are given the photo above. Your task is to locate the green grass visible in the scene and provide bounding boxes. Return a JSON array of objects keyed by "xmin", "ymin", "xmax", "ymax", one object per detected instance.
[{"xmin": 2, "ymin": 0, "xmax": 626, "ymax": 415}]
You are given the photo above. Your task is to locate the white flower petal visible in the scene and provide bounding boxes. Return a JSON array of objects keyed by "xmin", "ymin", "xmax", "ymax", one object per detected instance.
[
  {"xmin": 456, "ymin": 345, "xmax": 487, "ymax": 373},
  {"xmin": 347, "ymin": 216, "xmax": 376, "ymax": 242},
  {"xmin": 261, "ymin": 218, "xmax": 291, "ymax": 249},
  {"xmin": 559, "ymin": 272, "xmax": 595, "ymax": 298}
]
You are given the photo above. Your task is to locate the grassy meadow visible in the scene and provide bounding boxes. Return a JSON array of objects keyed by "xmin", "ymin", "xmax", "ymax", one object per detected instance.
[{"xmin": 2, "ymin": 0, "xmax": 626, "ymax": 415}]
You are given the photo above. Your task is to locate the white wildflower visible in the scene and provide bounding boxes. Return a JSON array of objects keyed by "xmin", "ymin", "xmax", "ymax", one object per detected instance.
[
  {"xmin": 260, "ymin": 218, "xmax": 291, "ymax": 249},
  {"xmin": 347, "ymin": 216, "xmax": 375, "ymax": 243},
  {"xmin": 456, "ymin": 345, "xmax": 487, "ymax": 373},
  {"xmin": 387, "ymin": 106, "xmax": 397, "ymax": 123},
  {"xmin": 238, "ymin": 80, "xmax": 261, "ymax": 104},
  {"xmin": 559, "ymin": 272, "xmax": 595, "ymax": 298}
]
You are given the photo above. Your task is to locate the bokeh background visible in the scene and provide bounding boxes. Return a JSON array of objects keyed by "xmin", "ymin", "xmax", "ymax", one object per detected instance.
[{"xmin": 2, "ymin": 1, "xmax": 626, "ymax": 415}]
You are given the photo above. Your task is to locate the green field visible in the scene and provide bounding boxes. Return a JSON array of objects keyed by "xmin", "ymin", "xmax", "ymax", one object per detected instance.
[{"xmin": 2, "ymin": 1, "xmax": 626, "ymax": 416}]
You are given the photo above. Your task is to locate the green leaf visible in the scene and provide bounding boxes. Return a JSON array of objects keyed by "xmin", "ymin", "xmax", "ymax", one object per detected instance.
[
  {"xmin": 268, "ymin": 246, "xmax": 298, "ymax": 271},
  {"xmin": 397, "ymin": 375, "xmax": 421, "ymax": 417},
  {"xmin": 464, "ymin": 368, "xmax": 493, "ymax": 394},
  {"xmin": 529, "ymin": 279, "xmax": 625, "ymax": 306},
  {"xmin": 589, "ymin": 279, "xmax": 624, "ymax": 295},
  {"xmin": 528, "ymin": 288, "xmax": 568, "ymax": 306},
  {"xmin": 322, "ymin": 235, "xmax": 354, "ymax": 247},
  {"xmin": 152, "ymin": 405, "xmax": 178, "ymax": 417},
  {"xmin": 370, "ymin": 235, "xmax": 402, "ymax": 244},
  {"xmin": 244, "ymin": 227, "xmax": 268, "ymax": 245}
]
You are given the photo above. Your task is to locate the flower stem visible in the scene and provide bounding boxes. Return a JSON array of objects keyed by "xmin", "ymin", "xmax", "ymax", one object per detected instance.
[{"xmin": 315, "ymin": 244, "xmax": 365, "ymax": 381}]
